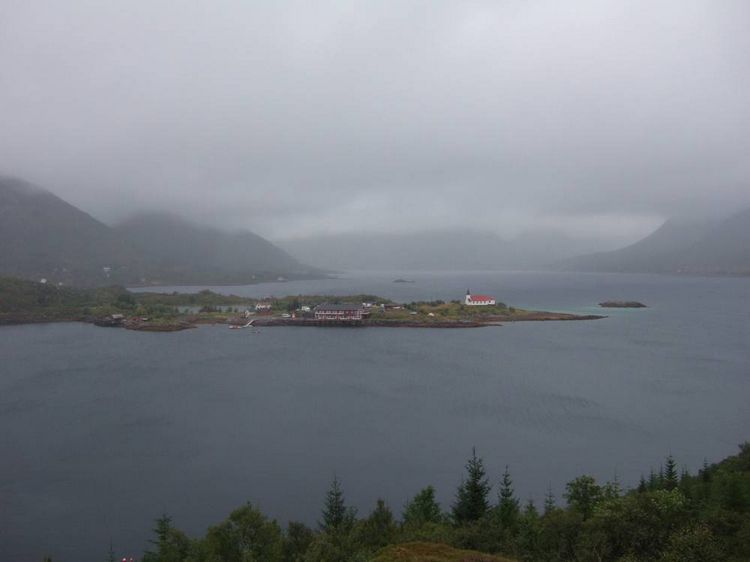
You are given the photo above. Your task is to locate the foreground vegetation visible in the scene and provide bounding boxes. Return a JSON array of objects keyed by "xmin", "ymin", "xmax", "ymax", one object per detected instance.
[{"xmin": 133, "ymin": 443, "xmax": 750, "ymax": 562}]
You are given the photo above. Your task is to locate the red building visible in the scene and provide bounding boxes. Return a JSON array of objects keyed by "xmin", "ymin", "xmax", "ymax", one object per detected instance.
[
  {"xmin": 314, "ymin": 303, "xmax": 365, "ymax": 321},
  {"xmin": 464, "ymin": 289, "xmax": 496, "ymax": 306}
]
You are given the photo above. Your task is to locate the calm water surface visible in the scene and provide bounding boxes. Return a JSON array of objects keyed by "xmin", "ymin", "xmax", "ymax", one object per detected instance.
[{"xmin": 2, "ymin": 271, "xmax": 749, "ymax": 561}]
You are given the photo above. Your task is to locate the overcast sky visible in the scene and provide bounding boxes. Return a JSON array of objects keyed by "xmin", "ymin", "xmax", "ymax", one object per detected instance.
[{"xmin": 2, "ymin": 0, "xmax": 748, "ymax": 241}]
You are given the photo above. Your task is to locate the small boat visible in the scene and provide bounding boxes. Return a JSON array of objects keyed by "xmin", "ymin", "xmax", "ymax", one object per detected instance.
[{"xmin": 229, "ymin": 320, "xmax": 255, "ymax": 330}]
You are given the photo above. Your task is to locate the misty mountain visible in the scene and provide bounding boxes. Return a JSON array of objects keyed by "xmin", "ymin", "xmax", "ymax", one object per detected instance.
[
  {"xmin": 560, "ymin": 209, "xmax": 750, "ymax": 275},
  {"xmin": 278, "ymin": 230, "xmax": 616, "ymax": 271},
  {"xmin": 0, "ymin": 176, "xmax": 317, "ymax": 286},
  {"xmin": 114, "ymin": 213, "xmax": 315, "ymax": 284},
  {"xmin": 0, "ymin": 176, "xmax": 146, "ymax": 286}
]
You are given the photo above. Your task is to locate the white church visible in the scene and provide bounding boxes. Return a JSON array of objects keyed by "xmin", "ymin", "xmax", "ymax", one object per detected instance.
[{"xmin": 464, "ymin": 289, "xmax": 496, "ymax": 306}]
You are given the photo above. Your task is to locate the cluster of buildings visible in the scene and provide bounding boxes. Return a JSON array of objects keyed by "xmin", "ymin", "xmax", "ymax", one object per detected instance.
[
  {"xmin": 252, "ymin": 300, "xmax": 366, "ymax": 321},
  {"xmin": 311, "ymin": 290, "xmax": 498, "ymax": 323},
  {"xmin": 250, "ymin": 289, "xmax": 497, "ymax": 324}
]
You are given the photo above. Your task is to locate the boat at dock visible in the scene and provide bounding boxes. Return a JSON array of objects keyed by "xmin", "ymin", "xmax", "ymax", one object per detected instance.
[{"xmin": 229, "ymin": 320, "xmax": 255, "ymax": 329}]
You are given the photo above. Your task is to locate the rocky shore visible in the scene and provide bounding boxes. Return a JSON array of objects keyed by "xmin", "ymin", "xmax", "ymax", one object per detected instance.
[
  {"xmin": 599, "ymin": 301, "xmax": 647, "ymax": 308},
  {"xmin": 251, "ymin": 311, "xmax": 604, "ymax": 328},
  {"xmin": 1, "ymin": 310, "xmax": 605, "ymax": 331}
]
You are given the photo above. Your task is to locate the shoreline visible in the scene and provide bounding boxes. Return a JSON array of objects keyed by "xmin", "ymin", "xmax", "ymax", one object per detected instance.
[{"xmin": 0, "ymin": 311, "xmax": 607, "ymax": 331}]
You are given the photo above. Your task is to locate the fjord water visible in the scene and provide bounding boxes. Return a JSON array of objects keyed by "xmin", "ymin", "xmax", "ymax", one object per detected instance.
[{"xmin": 2, "ymin": 272, "xmax": 749, "ymax": 561}]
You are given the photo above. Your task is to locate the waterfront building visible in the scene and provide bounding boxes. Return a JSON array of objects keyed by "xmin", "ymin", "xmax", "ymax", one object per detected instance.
[{"xmin": 464, "ymin": 289, "xmax": 496, "ymax": 306}]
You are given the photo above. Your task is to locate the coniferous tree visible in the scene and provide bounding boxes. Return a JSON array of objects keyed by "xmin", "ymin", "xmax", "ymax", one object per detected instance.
[
  {"xmin": 451, "ymin": 448, "xmax": 491, "ymax": 524},
  {"xmin": 680, "ymin": 466, "xmax": 690, "ymax": 487},
  {"xmin": 664, "ymin": 455, "xmax": 679, "ymax": 491},
  {"xmin": 543, "ymin": 484, "xmax": 556, "ymax": 514},
  {"xmin": 358, "ymin": 499, "xmax": 397, "ymax": 550},
  {"xmin": 517, "ymin": 498, "xmax": 542, "ymax": 561},
  {"xmin": 637, "ymin": 475, "xmax": 648, "ymax": 493},
  {"xmin": 320, "ymin": 476, "xmax": 345, "ymax": 532},
  {"xmin": 602, "ymin": 476, "xmax": 621, "ymax": 501},
  {"xmin": 308, "ymin": 478, "xmax": 358, "ymax": 562},
  {"xmin": 648, "ymin": 468, "xmax": 659, "ymax": 490},
  {"xmin": 524, "ymin": 498, "xmax": 538, "ymax": 517},
  {"xmin": 142, "ymin": 513, "xmax": 173, "ymax": 561},
  {"xmin": 319, "ymin": 476, "xmax": 355, "ymax": 533},
  {"xmin": 403, "ymin": 485, "xmax": 443, "ymax": 526},
  {"xmin": 497, "ymin": 465, "xmax": 520, "ymax": 527}
]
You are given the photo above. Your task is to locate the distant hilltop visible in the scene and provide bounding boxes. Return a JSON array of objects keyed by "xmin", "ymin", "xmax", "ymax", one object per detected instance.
[
  {"xmin": 557, "ymin": 210, "xmax": 750, "ymax": 276},
  {"xmin": 0, "ymin": 176, "xmax": 323, "ymax": 287}
]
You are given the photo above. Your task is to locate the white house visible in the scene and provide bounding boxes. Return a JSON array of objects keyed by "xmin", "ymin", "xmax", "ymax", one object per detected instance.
[{"xmin": 464, "ymin": 289, "xmax": 496, "ymax": 306}]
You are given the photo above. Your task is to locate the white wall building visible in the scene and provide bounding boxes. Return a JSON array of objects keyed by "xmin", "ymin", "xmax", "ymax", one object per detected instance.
[{"xmin": 464, "ymin": 289, "xmax": 496, "ymax": 306}]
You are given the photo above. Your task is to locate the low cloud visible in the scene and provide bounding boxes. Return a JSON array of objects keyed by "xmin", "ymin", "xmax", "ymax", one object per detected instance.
[{"xmin": 1, "ymin": 0, "xmax": 748, "ymax": 242}]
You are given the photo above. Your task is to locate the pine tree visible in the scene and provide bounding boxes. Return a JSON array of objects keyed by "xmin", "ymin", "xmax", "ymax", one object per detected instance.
[
  {"xmin": 602, "ymin": 475, "xmax": 621, "ymax": 501},
  {"xmin": 497, "ymin": 465, "xmax": 520, "ymax": 527},
  {"xmin": 648, "ymin": 468, "xmax": 659, "ymax": 490},
  {"xmin": 524, "ymin": 497, "xmax": 538, "ymax": 518},
  {"xmin": 358, "ymin": 499, "xmax": 397, "ymax": 550},
  {"xmin": 664, "ymin": 454, "xmax": 679, "ymax": 491},
  {"xmin": 517, "ymin": 498, "xmax": 542, "ymax": 560},
  {"xmin": 451, "ymin": 448, "xmax": 491, "ymax": 524},
  {"xmin": 543, "ymin": 484, "xmax": 556, "ymax": 514},
  {"xmin": 680, "ymin": 466, "xmax": 690, "ymax": 485},
  {"xmin": 319, "ymin": 476, "xmax": 354, "ymax": 533},
  {"xmin": 403, "ymin": 485, "xmax": 443, "ymax": 526},
  {"xmin": 637, "ymin": 475, "xmax": 648, "ymax": 493},
  {"xmin": 107, "ymin": 539, "xmax": 115, "ymax": 562},
  {"xmin": 143, "ymin": 513, "xmax": 173, "ymax": 560}
]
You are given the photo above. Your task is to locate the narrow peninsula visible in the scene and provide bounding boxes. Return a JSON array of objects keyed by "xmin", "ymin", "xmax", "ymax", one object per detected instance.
[{"xmin": 0, "ymin": 277, "xmax": 605, "ymax": 332}]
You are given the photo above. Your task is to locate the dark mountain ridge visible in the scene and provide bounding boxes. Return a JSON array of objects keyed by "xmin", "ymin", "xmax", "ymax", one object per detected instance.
[
  {"xmin": 0, "ymin": 176, "xmax": 317, "ymax": 286},
  {"xmin": 114, "ymin": 213, "xmax": 316, "ymax": 285},
  {"xmin": 0, "ymin": 176, "xmax": 146, "ymax": 286}
]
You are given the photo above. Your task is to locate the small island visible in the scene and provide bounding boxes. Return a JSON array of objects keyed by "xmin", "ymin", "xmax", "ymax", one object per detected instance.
[
  {"xmin": 599, "ymin": 301, "xmax": 647, "ymax": 308},
  {"xmin": 0, "ymin": 277, "xmax": 605, "ymax": 331}
]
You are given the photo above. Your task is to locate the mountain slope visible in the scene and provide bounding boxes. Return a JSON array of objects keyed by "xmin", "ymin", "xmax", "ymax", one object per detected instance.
[
  {"xmin": 0, "ymin": 176, "xmax": 319, "ymax": 286},
  {"xmin": 114, "ymin": 213, "xmax": 317, "ymax": 284},
  {"xmin": 278, "ymin": 229, "xmax": 613, "ymax": 271},
  {"xmin": 560, "ymin": 209, "xmax": 750, "ymax": 275},
  {"xmin": 0, "ymin": 176, "xmax": 145, "ymax": 286},
  {"xmin": 677, "ymin": 207, "xmax": 750, "ymax": 274}
]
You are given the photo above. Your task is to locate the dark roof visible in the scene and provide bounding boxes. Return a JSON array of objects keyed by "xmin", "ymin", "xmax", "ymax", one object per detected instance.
[{"xmin": 314, "ymin": 303, "xmax": 364, "ymax": 311}]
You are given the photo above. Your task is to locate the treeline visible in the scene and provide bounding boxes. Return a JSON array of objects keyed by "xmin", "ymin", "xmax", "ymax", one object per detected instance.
[
  {"xmin": 0, "ymin": 276, "xmax": 398, "ymax": 323},
  {"xmin": 137, "ymin": 443, "xmax": 750, "ymax": 561}
]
